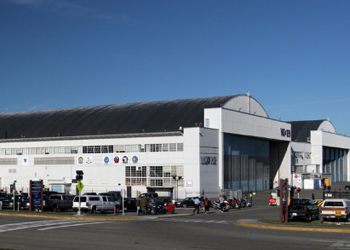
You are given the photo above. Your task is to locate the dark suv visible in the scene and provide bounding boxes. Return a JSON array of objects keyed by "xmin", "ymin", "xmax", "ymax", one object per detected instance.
[{"xmin": 176, "ymin": 197, "xmax": 197, "ymax": 208}]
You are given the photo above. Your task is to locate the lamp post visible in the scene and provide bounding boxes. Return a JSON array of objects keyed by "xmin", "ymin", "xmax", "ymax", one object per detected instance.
[{"xmin": 172, "ymin": 175, "xmax": 182, "ymax": 201}]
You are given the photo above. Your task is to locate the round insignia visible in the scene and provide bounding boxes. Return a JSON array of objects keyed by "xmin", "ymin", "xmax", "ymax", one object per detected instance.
[
  {"xmin": 78, "ymin": 157, "xmax": 84, "ymax": 164},
  {"xmin": 114, "ymin": 156, "xmax": 119, "ymax": 164},
  {"xmin": 122, "ymin": 156, "xmax": 128, "ymax": 164},
  {"xmin": 132, "ymin": 156, "xmax": 138, "ymax": 163},
  {"xmin": 104, "ymin": 156, "xmax": 109, "ymax": 164}
]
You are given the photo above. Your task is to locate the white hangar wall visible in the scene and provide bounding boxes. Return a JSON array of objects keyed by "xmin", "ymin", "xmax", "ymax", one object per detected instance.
[
  {"xmin": 0, "ymin": 134, "xmax": 188, "ymax": 197},
  {"xmin": 204, "ymin": 104, "xmax": 292, "ymax": 191}
]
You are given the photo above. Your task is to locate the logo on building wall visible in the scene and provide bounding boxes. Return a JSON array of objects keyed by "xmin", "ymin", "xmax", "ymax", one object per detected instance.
[
  {"xmin": 78, "ymin": 157, "xmax": 84, "ymax": 164},
  {"xmin": 23, "ymin": 158, "xmax": 28, "ymax": 165},
  {"xmin": 86, "ymin": 156, "xmax": 92, "ymax": 164},
  {"xmin": 104, "ymin": 156, "xmax": 110, "ymax": 164},
  {"xmin": 122, "ymin": 156, "xmax": 128, "ymax": 164},
  {"xmin": 114, "ymin": 156, "xmax": 119, "ymax": 164},
  {"xmin": 281, "ymin": 128, "xmax": 291, "ymax": 137},
  {"xmin": 201, "ymin": 156, "xmax": 217, "ymax": 165},
  {"xmin": 132, "ymin": 156, "xmax": 138, "ymax": 163}
]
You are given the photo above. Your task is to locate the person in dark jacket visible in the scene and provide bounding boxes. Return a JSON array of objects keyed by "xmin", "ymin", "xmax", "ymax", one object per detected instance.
[
  {"xmin": 204, "ymin": 197, "xmax": 211, "ymax": 214},
  {"xmin": 140, "ymin": 196, "xmax": 148, "ymax": 215},
  {"xmin": 136, "ymin": 197, "xmax": 141, "ymax": 215}
]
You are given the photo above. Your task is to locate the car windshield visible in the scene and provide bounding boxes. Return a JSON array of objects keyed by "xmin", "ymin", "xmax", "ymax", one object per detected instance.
[
  {"xmin": 324, "ymin": 201, "xmax": 344, "ymax": 207},
  {"xmin": 291, "ymin": 199, "xmax": 313, "ymax": 205}
]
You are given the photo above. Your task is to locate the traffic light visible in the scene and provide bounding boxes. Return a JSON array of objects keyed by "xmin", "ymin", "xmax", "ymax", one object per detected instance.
[
  {"xmin": 76, "ymin": 170, "xmax": 84, "ymax": 181},
  {"xmin": 296, "ymin": 187, "xmax": 301, "ymax": 193}
]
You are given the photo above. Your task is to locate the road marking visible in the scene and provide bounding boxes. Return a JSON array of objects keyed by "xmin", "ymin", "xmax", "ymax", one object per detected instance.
[
  {"xmin": 38, "ymin": 221, "xmax": 105, "ymax": 231},
  {"xmin": 156, "ymin": 218, "xmax": 230, "ymax": 224},
  {"xmin": 327, "ymin": 238, "xmax": 350, "ymax": 249},
  {"xmin": 0, "ymin": 219, "xmax": 104, "ymax": 233}
]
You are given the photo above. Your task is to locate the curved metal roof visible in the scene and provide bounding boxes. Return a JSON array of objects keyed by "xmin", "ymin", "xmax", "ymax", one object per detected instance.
[
  {"xmin": 290, "ymin": 120, "xmax": 327, "ymax": 142},
  {"xmin": 0, "ymin": 95, "xmax": 239, "ymax": 140}
]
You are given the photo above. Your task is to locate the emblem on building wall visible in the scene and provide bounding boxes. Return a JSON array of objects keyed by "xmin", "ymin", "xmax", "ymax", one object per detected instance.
[
  {"xmin": 114, "ymin": 156, "xmax": 119, "ymax": 164},
  {"xmin": 122, "ymin": 156, "xmax": 128, "ymax": 164}
]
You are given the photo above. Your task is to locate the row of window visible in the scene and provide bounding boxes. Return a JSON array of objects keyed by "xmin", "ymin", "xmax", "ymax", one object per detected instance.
[
  {"xmin": 125, "ymin": 165, "xmax": 184, "ymax": 187},
  {"xmin": 0, "ymin": 143, "xmax": 184, "ymax": 156}
]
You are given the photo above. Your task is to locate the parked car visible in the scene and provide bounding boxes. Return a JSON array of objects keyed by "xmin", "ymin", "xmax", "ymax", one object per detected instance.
[
  {"xmin": 288, "ymin": 198, "xmax": 320, "ymax": 222},
  {"xmin": 73, "ymin": 195, "xmax": 118, "ymax": 213},
  {"xmin": 175, "ymin": 197, "xmax": 197, "ymax": 208},
  {"xmin": 46, "ymin": 194, "xmax": 73, "ymax": 212},
  {"xmin": 320, "ymin": 198, "xmax": 350, "ymax": 222},
  {"xmin": 117, "ymin": 197, "xmax": 137, "ymax": 212},
  {"xmin": 3, "ymin": 194, "xmax": 28, "ymax": 210}
]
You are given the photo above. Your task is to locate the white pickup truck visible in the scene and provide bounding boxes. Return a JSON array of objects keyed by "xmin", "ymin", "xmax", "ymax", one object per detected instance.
[
  {"xmin": 320, "ymin": 198, "xmax": 350, "ymax": 222},
  {"xmin": 73, "ymin": 195, "xmax": 119, "ymax": 213}
]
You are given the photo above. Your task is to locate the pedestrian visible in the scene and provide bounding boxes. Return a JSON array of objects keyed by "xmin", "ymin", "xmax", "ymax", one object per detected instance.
[
  {"xmin": 219, "ymin": 195, "xmax": 225, "ymax": 212},
  {"xmin": 311, "ymin": 193, "xmax": 315, "ymax": 200},
  {"xmin": 136, "ymin": 197, "xmax": 141, "ymax": 215},
  {"xmin": 193, "ymin": 197, "xmax": 201, "ymax": 214},
  {"xmin": 204, "ymin": 197, "xmax": 211, "ymax": 214},
  {"xmin": 140, "ymin": 196, "xmax": 148, "ymax": 215}
]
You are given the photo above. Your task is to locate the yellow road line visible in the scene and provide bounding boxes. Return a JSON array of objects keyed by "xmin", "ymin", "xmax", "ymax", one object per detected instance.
[{"xmin": 235, "ymin": 221, "xmax": 350, "ymax": 233}]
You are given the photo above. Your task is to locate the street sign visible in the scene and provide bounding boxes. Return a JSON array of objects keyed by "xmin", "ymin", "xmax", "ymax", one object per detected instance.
[{"xmin": 77, "ymin": 181, "xmax": 84, "ymax": 192}]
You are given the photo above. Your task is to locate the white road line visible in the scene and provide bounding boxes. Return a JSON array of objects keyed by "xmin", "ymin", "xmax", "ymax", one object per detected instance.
[
  {"xmin": 38, "ymin": 221, "xmax": 105, "ymax": 231},
  {"xmin": 0, "ymin": 220, "xmax": 99, "ymax": 233}
]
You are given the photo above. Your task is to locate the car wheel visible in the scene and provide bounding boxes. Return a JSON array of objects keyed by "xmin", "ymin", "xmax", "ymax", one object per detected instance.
[
  {"xmin": 346, "ymin": 215, "xmax": 350, "ymax": 222},
  {"xmin": 182, "ymin": 204, "xmax": 187, "ymax": 208},
  {"xmin": 53, "ymin": 205, "xmax": 58, "ymax": 212},
  {"xmin": 306, "ymin": 213, "xmax": 312, "ymax": 222},
  {"xmin": 315, "ymin": 210, "xmax": 320, "ymax": 220},
  {"xmin": 91, "ymin": 206, "xmax": 96, "ymax": 214}
]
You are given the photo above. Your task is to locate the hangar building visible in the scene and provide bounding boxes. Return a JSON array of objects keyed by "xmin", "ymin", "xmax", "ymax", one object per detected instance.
[{"xmin": 0, "ymin": 94, "xmax": 348, "ymax": 198}]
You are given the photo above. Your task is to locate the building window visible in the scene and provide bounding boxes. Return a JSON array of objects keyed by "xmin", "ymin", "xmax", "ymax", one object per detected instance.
[
  {"xmin": 205, "ymin": 118, "xmax": 210, "ymax": 127},
  {"xmin": 169, "ymin": 143, "xmax": 176, "ymax": 152}
]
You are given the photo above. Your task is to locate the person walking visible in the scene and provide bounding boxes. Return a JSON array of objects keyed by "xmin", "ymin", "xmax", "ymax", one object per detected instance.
[
  {"xmin": 219, "ymin": 195, "xmax": 225, "ymax": 212},
  {"xmin": 140, "ymin": 196, "xmax": 148, "ymax": 215},
  {"xmin": 136, "ymin": 197, "xmax": 141, "ymax": 216},
  {"xmin": 204, "ymin": 197, "xmax": 211, "ymax": 214},
  {"xmin": 193, "ymin": 197, "xmax": 201, "ymax": 214}
]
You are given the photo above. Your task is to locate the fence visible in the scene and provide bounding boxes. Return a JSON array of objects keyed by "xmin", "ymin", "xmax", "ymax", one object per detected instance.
[
  {"xmin": 323, "ymin": 189, "xmax": 350, "ymax": 200},
  {"xmin": 220, "ymin": 189, "xmax": 243, "ymax": 200}
]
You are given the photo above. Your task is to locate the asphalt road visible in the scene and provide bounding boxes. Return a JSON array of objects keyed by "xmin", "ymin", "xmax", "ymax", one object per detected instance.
[
  {"xmin": 1, "ymin": 182, "xmax": 350, "ymax": 250},
  {"xmin": 0, "ymin": 205, "xmax": 349, "ymax": 250}
]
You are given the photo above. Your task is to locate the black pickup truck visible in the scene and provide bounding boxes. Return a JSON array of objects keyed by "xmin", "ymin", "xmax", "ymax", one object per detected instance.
[
  {"xmin": 140, "ymin": 193, "xmax": 172, "ymax": 204},
  {"xmin": 288, "ymin": 198, "xmax": 320, "ymax": 222},
  {"xmin": 46, "ymin": 194, "xmax": 73, "ymax": 212}
]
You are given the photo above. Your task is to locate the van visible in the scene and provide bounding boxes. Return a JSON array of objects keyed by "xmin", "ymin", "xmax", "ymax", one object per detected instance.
[
  {"xmin": 320, "ymin": 198, "xmax": 350, "ymax": 222},
  {"xmin": 72, "ymin": 195, "xmax": 118, "ymax": 213}
]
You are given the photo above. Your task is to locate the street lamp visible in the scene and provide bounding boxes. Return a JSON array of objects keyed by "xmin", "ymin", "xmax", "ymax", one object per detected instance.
[{"xmin": 172, "ymin": 175, "xmax": 182, "ymax": 201}]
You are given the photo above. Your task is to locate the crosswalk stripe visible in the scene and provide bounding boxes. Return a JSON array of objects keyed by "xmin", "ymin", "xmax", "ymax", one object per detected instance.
[{"xmin": 0, "ymin": 220, "xmax": 100, "ymax": 233}]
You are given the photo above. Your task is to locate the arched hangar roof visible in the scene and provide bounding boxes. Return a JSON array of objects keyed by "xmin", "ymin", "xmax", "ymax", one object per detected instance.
[
  {"xmin": 0, "ymin": 94, "xmax": 268, "ymax": 140},
  {"xmin": 290, "ymin": 120, "xmax": 336, "ymax": 142}
]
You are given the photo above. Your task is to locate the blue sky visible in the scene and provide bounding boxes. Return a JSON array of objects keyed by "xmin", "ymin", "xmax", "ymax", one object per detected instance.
[{"xmin": 1, "ymin": 0, "xmax": 350, "ymax": 135}]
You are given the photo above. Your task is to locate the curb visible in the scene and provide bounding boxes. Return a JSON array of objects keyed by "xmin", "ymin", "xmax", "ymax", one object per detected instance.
[
  {"xmin": 0, "ymin": 211, "xmax": 191, "ymax": 221},
  {"xmin": 0, "ymin": 212, "xmax": 137, "ymax": 221},
  {"xmin": 235, "ymin": 220, "xmax": 350, "ymax": 233}
]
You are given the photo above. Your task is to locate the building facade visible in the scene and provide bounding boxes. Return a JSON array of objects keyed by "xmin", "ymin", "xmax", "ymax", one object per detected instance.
[{"xmin": 0, "ymin": 94, "xmax": 347, "ymax": 199}]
